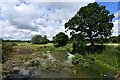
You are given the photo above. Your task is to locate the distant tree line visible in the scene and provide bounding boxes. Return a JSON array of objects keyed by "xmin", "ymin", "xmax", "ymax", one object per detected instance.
[
  {"xmin": 109, "ymin": 35, "xmax": 120, "ymax": 43},
  {"xmin": 2, "ymin": 39, "xmax": 31, "ymax": 43}
]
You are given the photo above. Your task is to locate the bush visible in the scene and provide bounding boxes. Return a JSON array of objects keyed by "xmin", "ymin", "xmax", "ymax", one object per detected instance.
[
  {"xmin": 72, "ymin": 54, "xmax": 95, "ymax": 67},
  {"xmin": 2, "ymin": 42, "xmax": 15, "ymax": 63}
]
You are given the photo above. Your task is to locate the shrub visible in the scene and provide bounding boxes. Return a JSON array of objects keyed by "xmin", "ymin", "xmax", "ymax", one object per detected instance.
[
  {"xmin": 72, "ymin": 54, "xmax": 95, "ymax": 67},
  {"xmin": 2, "ymin": 42, "xmax": 14, "ymax": 63}
]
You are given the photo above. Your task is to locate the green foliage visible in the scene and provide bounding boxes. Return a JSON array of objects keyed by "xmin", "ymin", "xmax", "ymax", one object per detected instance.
[
  {"xmin": 65, "ymin": 2, "xmax": 115, "ymax": 52},
  {"xmin": 109, "ymin": 35, "xmax": 120, "ymax": 43},
  {"xmin": 2, "ymin": 42, "xmax": 15, "ymax": 63},
  {"xmin": 70, "ymin": 34, "xmax": 87, "ymax": 54},
  {"xmin": 85, "ymin": 45, "xmax": 105, "ymax": 54},
  {"xmin": 53, "ymin": 32, "xmax": 68, "ymax": 47},
  {"xmin": 117, "ymin": 45, "xmax": 120, "ymax": 70},
  {"xmin": 72, "ymin": 45, "xmax": 120, "ymax": 74},
  {"xmin": 118, "ymin": 35, "xmax": 120, "ymax": 43},
  {"xmin": 94, "ymin": 46, "xmax": 119, "ymax": 72},
  {"xmin": 31, "ymin": 35, "xmax": 49, "ymax": 44},
  {"xmin": 29, "ymin": 59, "xmax": 40, "ymax": 67},
  {"xmin": 72, "ymin": 54, "xmax": 95, "ymax": 67}
]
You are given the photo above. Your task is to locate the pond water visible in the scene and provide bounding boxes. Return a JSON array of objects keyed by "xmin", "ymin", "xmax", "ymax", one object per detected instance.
[
  {"xmin": 67, "ymin": 52, "xmax": 75, "ymax": 64},
  {"xmin": 12, "ymin": 66, "xmax": 100, "ymax": 78},
  {"xmin": 9, "ymin": 51, "xmax": 115, "ymax": 79}
]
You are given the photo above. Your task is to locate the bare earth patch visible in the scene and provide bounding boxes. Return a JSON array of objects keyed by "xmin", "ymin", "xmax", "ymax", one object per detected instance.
[{"xmin": 13, "ymin": 48, "xmax": 33, "ymax": 55}]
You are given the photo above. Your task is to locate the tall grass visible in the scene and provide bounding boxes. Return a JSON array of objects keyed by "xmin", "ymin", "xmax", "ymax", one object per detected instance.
[
  {"xmin": 95, "ymin": 46, "xmax": 119, "ymax": 71},
  {"xmin": 72, "ymin": 45, "xmax": 120, "ymax": 75}
]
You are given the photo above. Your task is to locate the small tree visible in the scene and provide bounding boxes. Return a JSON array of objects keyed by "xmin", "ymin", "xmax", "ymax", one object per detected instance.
[
  {"xmin": 31, "ymin": 35, "xmax": 49, "ymax": 44},
  {"xmin": 65, "ymin": 2, "xmax": 114, "ymax": 50},
  {"xmin": 53, "ymin": 32, "xmax": 68, "ymax": 47},
  {"xmin": 31, "ymin": 35, "xmax": 42, "ymax": 44},
  {"xmin": 41, "ymin": 35, "xmax": 49, "ymax": 44}
]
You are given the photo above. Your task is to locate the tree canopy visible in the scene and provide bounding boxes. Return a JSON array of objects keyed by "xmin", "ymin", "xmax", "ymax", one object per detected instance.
[
  {"xmin": 31, "ymin": 35, "xmax": 49, "ymax": 44},
  {"xmin": 53, "ymin": 32, "xmax": 68, "ymax": 47},
  {"xmin": 65, "ymin": 2, "xmax": 115, "ymax": 50}
]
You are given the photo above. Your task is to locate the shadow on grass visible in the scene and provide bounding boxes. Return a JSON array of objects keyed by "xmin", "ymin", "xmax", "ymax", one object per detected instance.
[
  {"xmin": 84, "ymin": 45, "xmax": 106, "ymax": 54},
  {"xmin": 71, "ymin": 44, "xmax": 106, "ymax": 55}
]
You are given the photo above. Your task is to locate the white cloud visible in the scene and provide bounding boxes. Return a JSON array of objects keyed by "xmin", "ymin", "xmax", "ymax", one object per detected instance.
[
  {"xmin": 0, "ymin": 1, "xmax": 95, "ymax": 40},
  {"xmin": 0, "ymin": 20, "xmax": 40, "ymax": 40},
  {"xmin": 112, "ymin": 19, "xmax": 119, "ymax": 36},
  {"xmin": 114, "ymin": 10, "xmax": 120, "ymax": 19},
  {"xmin": 0, "ymin": 0, "xmax": 95, "ymax": 2},
  {"xmin": 1, "ymin": 2, "xmax": 40, "ymax": 31}
]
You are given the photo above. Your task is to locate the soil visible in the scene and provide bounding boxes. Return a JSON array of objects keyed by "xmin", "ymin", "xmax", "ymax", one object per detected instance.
[{"xmin": 13, "ymin": 48, "xmax": 33, "ymax": 55}]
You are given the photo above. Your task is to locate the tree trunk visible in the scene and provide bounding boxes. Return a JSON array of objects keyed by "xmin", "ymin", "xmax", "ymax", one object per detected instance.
[{"xmin": 90, "ymin": 38, "xmax": 94, "ymax": 50}]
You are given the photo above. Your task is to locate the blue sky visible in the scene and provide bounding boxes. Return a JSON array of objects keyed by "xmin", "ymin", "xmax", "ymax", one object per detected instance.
[
  {"xmin": 98, "ymin": 2, "xmax": 118, "ymax": 13},
  {"xmin": 98, "ymin": 2, "xmax": 119, "ymax": 21},
  {"xmin": 98, "ymin": 1, "xmax": 120, "ymax": 36},
  {"xmin": 0, "ymin": 0, "xmax": 119, "ymax": 40}
]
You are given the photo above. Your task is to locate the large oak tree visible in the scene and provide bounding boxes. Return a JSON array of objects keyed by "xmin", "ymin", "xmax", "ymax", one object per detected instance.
[{"xmin": 65, "ymin": 2, "xmax": 115, "ymax": 49}]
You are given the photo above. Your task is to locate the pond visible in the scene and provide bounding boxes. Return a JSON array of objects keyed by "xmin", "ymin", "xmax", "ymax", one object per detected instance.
[{"xmin": 5, "ymin": 51, "xmax": 116, "ymax": 79}]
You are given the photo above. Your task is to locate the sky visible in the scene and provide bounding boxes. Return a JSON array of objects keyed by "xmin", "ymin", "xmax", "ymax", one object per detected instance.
[{"xmin": 0, "ymin": 0, "xmax": 119, "ymax": 40}]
